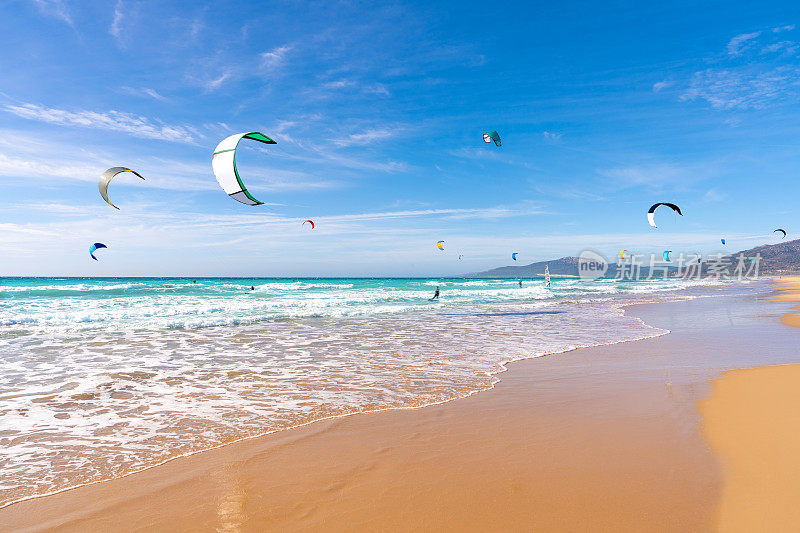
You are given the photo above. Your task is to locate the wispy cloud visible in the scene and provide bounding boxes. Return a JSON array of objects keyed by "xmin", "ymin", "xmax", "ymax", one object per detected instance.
[
  {"xmin": 331, "ymin": 128, "xmax": 395, "ymax": 146},
  {"xmin": 703, "ymin": 188, "xmax": 727, "ymax": 202},
  {"xmin": 189, "ymin": 17, "xmax": 203, "ymax": 39},
  {"xmin": 317, "ymin": 79, "xmax": 391, "ymax": 97},
  {"xmin": 110, "ymin": 0, "xmax": 124, "ymax": 41},
  {"xmin": 542, "ymin": 131, "xmax": 562, "ymax": 142},
  {"xmin": 680, "ymin": 67, "xmax": 800, "ymax": 109},
  {"xmin": 727, "ymin": 31, "xmax": 761, "ymax": 55},
  {"xmin": 364, "ymin": 83, "xmax": 390, "ymax": 96},
  {"xmin": 760, "ymin": 41, "xmax": 798, "ymax": 55},
  {"xmin": 323, "ymin": 79, "xmax": 356, "ymax": 90},
  {"xmin": 599, "ymin": 161, "xmax": 719, "ymax": 189},
  {"xmin": 120, "ymin": 86, "xmax": 168, "ymax": 101},
  {"xmin": 260, "ymin": 45, "xmax": 292, "ymax": 71},
  {"xmin": 0, "ymin": 153, "xmax": 98, "ymax": 182},
  {"xmin": 677, "ymin": 29, "xmax": 800, "ymax": 109},
  {"xmin": 652, "ymin": 80, "xmax": 671, "ymax": 92},
  {"xmin": 30, "ymin": 0, "xmax": 73, "ymax": 27},
  {"xmin": 203, "ymin": 72, "xmax": 232, "ymax": 92},
  {"xmin": 4, "ymin": 103, "xmax": 197, "ymax": 142}
]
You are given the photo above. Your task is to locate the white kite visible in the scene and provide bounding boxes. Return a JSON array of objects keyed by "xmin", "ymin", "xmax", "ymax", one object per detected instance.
[{"xmin": 212, "ymin": 132, "xmax": 276, "ymax": 206}]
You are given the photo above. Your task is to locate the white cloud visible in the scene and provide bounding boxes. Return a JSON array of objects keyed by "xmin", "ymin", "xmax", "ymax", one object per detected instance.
[
  {"xmin": 761, "ymin": 41, "xmax": 798, "ymax": 55},
  {"xmin": 542, "ymin": 131, "xmax": 562, "ymax": 142},
  {"xmin": 110, "ymin": 0, "xmax": 123, "ymax": 40},
  {"xmin": 773, "ymin": 24, "xmax": 796, "ymax": 33},
  {"xmin": 599, "ymin": 161, "xmax": 718, "ymax": 188},
  {"xmin": 331, "ymin": 128, "xmax": 395, "ymax": 147},
  {"xmin": 30, "ymin": 0, "xmax": 73, "ymax": 26},
  {"xmin": 727, "ymin": 31, "xmax": 761, "ymax": 55},
  {"xmin": 203, "ymin": 72, "xmax": 232, "ymax": 92},
  {"xmin": 143, "ymin": 88, "xmax": 167, "ymax": 101},
  {"xmin": 323, "ymin": 79, "xmax": 356, "ymax": 89},
  {"xmin": 703, "ymin": 188, "xmax": 727, "ymax": 202},
  {"xmin": 4, "ymin": 103, "xmax": 196, "ymax": 142},
  {"xmin": 364, "ymin": 83, "xmax": 390, "ymax": 96},
  {"xmin": 260, "ymin": 45, "xmax": 292, "ymax": 71},
  {"xmin": 681, "ymin": 67, "xmax": 800, "ymax": 109},
  {"xmin": 0, "ymin": 153, "xmax": 98, "ymax": 182},
  {"xmin": 652, "ymin": 80, "xmax": 671, "ymax": 92},
  {"xmin": 0, "ymin": 223, "xmax": 58, "ymax": 238},
  {"xmin": 120, "ymin": 87, "xmax": 168, "ymax": 101},
  {"xmin": 320, "ymin": 79, "xmax": 390, "ymax": 97},
  {"xmin": 189, "ymin": 17, "xmax": 203, "ymax": 39}
]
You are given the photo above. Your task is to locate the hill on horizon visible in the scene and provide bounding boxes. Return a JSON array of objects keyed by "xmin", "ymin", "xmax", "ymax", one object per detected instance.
[{"xmin": 467, "ymin": 238, "xmax": 800, "ymax": 278}]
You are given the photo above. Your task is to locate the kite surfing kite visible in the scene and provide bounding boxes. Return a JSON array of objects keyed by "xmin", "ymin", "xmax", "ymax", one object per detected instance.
[
  {"xmin": 721, "ymin": 239, "xmax": 726, "ymax": 245},
  {"xmin": 483, "ymin": 130, "xmax": 501, "ymax": 146},
  {"xmin": 663, "ymin": 250, "xmax": 672, "ymax": 262},
  {"xmin": 618, "ymin": 249, "xmax": 627, "ymax": 260},
  {"xmin": 89, "ymin": 243, "xmax": 107, "ymax": 261},
  {"xmin": 775, "ymin": 228, "xmax": 787, "ymax": 239},
  {"xmin": 436, "ymin": 241, "xmax": 445, "ymax": 251},
  {"xmin": 511, "ymin": 252, "xmax": 519, "ymax": 261},
  {"xmin": 212, "ymin": 132, "xmax": 276, "ymax": 206},
  {"xmin": 99, "ymin": 167, "xmax": 145, "ymax": 210},
  {"xmin": 647, "ymin": 202, "xmax": 682, "ymax": 228},
  {"xmin": 458, "ymin": 254, "xmax": 463, "ymax": 260},
  {"xmin": 303, "ymin": 219, "xmax": 315, "ymax": 229}
]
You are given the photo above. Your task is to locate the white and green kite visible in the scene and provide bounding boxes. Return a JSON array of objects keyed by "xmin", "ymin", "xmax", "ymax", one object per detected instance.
[{"xmin": 212, "ymin": 132, "xmax": 276, "ymax": 206}]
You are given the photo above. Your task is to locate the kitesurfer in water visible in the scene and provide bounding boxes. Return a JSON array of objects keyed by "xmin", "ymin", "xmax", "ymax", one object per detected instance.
[
  {"xmin": 431, "ymin": 286, "xmax": 440, "ymax": 300},
  {"xmin": 518, "ymin": 280, "xmax": 522, "ymax": 288},
  {"xmin": 250, "ymin": 286, "xmax": 255, "ymax": 291}
]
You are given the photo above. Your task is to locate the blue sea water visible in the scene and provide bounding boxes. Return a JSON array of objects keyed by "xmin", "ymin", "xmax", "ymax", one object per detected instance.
[{"xmin": 0, "ymin": 276, "xmax": 748, "ymax": 506}]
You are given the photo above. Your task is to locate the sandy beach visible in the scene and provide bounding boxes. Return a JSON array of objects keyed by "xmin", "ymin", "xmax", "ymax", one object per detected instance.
[
  {"xmin": 698, "ymin": 277, "xmax": 800, "ymax": 532},
  {"xmin": 2, "ymin": 282, "xmax": 799, "ymax": 532}
]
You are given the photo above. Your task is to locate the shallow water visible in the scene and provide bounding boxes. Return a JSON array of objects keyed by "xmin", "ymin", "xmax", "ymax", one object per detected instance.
[{"xmin": 0, "ymin": 276, "xmax": 760, "ymax": 506}]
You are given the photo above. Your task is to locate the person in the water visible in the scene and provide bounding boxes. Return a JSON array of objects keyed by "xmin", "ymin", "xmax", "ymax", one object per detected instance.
[
  {"xmin": 431, "ymin": 286, "xmax": 440, "ymax": 300},
  {"xmin": 250, "ymin": 286, "xmax": 255, "ymax": 291},
  {"xmin": 518, "ymin": 280, "xmax": 522, "ymax": 288}
]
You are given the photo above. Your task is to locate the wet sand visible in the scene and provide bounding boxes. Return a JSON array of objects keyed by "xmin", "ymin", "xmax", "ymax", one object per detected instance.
[
  {"xmin": 775, "ymin": 276, "xmax": 800, "ymax": 328},
  {"xmin": 3, "ymin": 284, "xmax": 799, "ymax": 532},
  {"xmin": 699, "ymin": 277, "xmax": 800, "ymax": 531}
]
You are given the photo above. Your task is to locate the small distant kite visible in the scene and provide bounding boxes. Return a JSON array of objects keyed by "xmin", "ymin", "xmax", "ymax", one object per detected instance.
[
  {"xmin": 774, "ymin": 228, "xmax": 787, "ymax": 239},
  {"xmin": 618, "ymin": 249, "xmax": 627, "ymax": 260},
  {"xmin": 721, "ymin": 239, "xmax": 726, "ymax": 245},
  {"xmin": 90, "ymin": 243, "xmax": 107, "ymax": 261},
  {"xmin": 212, "ymin": 132, "xmax": 276, "ymax": 206},
  {"xmin": 436, "ymin": 240, "xmax": 445, "ymax": 251},
  {"xmin": 458, "ymin": 254, "xmax": 463, "ymax": 260},
  {"xmin": 511, "ymin": 252, "xmax": 519, "ymax": 261},
  {"xmin": 663, "ymin": 250, "xmax": 672, "ymax": 262},
  {"xmin": 483, "ymin": 130, "xmax": 501, "ymax": 146},
  {"xmin": 303, "ymin": 219, "xmax": 315, "ymax": 229},
  {"xmin": 99, "ymin": 167, "xmax": 145, "ymax": 210},
  {"xmin": 647, "ymin": 202, "xmax": 682, "ymax": 228}
]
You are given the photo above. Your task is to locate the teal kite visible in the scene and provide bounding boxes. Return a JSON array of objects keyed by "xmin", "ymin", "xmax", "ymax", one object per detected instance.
[{"xmin": 483, "ymin": 130, "xmax": 501, "ymax": 146}]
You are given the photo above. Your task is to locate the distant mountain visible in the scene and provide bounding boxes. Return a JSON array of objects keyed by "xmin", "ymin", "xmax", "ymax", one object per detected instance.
[
  {"xmin": 467, "ymin": 238, "xmax": 800, "ymax": 278},
  {"xmin": 467, "ymin": 256, "xmax": 605, "ymax": 278},
  {"xmin": 733, "ymin": 238, "xmax": 800, "ymax": 274}
]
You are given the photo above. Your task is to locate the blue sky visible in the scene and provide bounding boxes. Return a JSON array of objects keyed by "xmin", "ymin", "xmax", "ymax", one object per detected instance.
[{"xmin": 1, "ymin": 0, "xmax": 799, "ymax": 276}]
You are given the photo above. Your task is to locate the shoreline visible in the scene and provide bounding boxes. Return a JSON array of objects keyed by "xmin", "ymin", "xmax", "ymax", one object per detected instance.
[
  {"xmin": 2, "ymin": 281, "xmax": 798, "ymax": 530},
  {"xmin": 0, "ymin": 297, "xmax": 671, "ymax": 512},
  {"xmin": 698, "ymin": 276, "xmax": 800, "ymax": 530}
]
